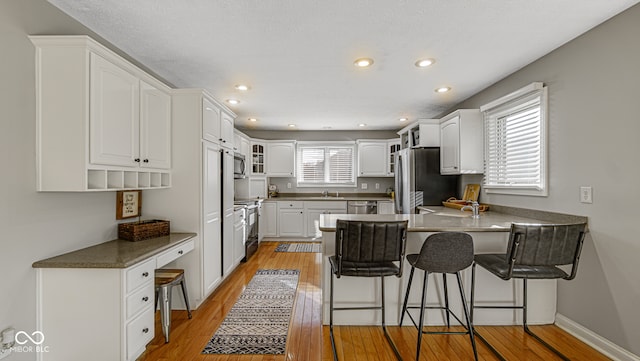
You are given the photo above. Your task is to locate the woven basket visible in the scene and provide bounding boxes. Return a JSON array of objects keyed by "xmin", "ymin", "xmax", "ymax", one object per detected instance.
[{"xmin": 118, "ymin": 220, "xmax": 170, "ymax": 242}]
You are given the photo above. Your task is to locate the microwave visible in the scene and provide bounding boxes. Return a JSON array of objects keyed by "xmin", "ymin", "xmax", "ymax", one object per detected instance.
[{"xmin": 233, "ymin": 153, "xmax": 246, "ymax": 179}]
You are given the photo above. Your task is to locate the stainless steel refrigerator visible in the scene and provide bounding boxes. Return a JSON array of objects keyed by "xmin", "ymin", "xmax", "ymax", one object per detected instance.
[{"xmin": 394, "ymin": 147, "xmax": 459, "ymax": 213}]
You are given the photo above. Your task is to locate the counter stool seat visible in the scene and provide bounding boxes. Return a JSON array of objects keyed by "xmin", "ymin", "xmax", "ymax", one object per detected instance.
[{"xmin": 155, "ymin": 268, "xmax": 192, "ymax": 343}]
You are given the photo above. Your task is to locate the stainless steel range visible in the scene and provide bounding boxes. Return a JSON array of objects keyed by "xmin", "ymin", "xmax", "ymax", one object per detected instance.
[{"xmin": 234, "ymin": 200, "xmax": 260, "ymax": 261}]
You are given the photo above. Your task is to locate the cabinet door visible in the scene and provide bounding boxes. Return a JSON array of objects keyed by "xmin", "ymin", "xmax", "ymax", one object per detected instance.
[
  {"xmin": 278, "ymin": 209, "xmax": 305, "ymax": 237},
  {"xmin": 377, "ymin": 201, "xmax": 395, "ymax": 214},
  {"xmin": 440, "ymin": 116, "xmax": 460, "ymax": 174},
  {"xmin": 220, "ymin": 112, "xmax": 235, "ymax": 149},
  {"xmin": 266, "ymin": 142, "xmax": 296, "ymax": 177},
  {"xmin": 140, "ymin": 81, "xmax": 171, "ymax": 169},
  {"xmin": 240, "ymin": 137, "xmax": 251, "ymax": 160},
  {"xmin": 222, "ymin": 151, "xmax": 235, "ymax": 212},
  {"xmin": 358, "ymin": 141, "xmax": 388, "ymax": 177},
  {"xmin": 306, "ymin": 209, "xmax": 325, "ymax": 238},
  {"xmin": 387, "ymin": 140, "xmax": 401, "ymax": 176},
  {"xmin": 202, "ymin": 98, "xmax": 221, "ymax": 143},
  {"xmin": 222, "ymin": 209, "xmax": 235, "ymax": 278},
  {"xmin": 233, "ymin": 216, "xmax": 245, "ymax": 265},
  {"xmin": 249, "ymin": 177, "xmax": 267, "ymax": 199},
  {"xmin": 90, "ymin": 53, "xmax": 140, "ymax": 167},
  {"xmin": 203, "ymin": 143, "xmax": 222, "ymax": 295},
  {"xmin": 263, "ymin": 202, "xmax": 278, "ymax": 237},
  {"xmin": 251, "ymin": 142, "xmax": 266, "ymax": 175}
]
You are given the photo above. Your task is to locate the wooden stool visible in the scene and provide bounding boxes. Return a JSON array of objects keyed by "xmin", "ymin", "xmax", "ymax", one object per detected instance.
[{"xmin": 155, "ymin": 269, "xmax": 192, "ymax": 343}]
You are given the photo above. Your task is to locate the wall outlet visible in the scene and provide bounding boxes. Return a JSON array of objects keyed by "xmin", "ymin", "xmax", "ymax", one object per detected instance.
[
  {"xmin": 361, "ymin": 183, "xmax": 368, "ymax": 190},
  {"xmin": 287, "ymin": 182, "xmax": 292, "ymax": 189},
  {"xmin": 580, "ymin": 186, "xmax": 593, "ymax": 204},
  {"xmin": 375, "ymin": 183, "xmax": 380, "ymax": 189}
]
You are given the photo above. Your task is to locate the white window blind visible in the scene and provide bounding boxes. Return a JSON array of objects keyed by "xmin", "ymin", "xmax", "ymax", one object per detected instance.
[
  {"xmin": 482, "ymin": 83, "xmax": 547, "ymax": 196},
  {"xmin": 297, "ymin": 144, "xmax": 355, "ymax": 186}
]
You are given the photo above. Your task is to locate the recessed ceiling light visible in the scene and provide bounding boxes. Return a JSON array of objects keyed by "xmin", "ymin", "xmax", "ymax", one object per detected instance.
[
  {"xmin": 415, "ymin": 58, "xmax": 435, "ymax": 68},
  {"xmin": 358, "ymin": 123, "xmax": 366, "ymax": 127},
  {"xmin": 435, "ymin": 87, "xmax": 451, "ymax": 93},
  {"xmin": 399, "ymin": 118, "xmax": 408, "ymax": 122},
  {"xmin": 354, "ymin": 58, "xmax": 374, "ymax": 67},
  {"xmin": 235, "ymin": 84, "xmax": 250, "ymax": 91},
  {"xmin": 226, "ymin": 99, "xmax": 240, "ymax": 105},
  {"xmin": 248, "ymin": 118, "xmax": 257, "ymax": 122},
  {"xmin": 288, "ymin": 124, "xmax": 296, "ymax": 128}
]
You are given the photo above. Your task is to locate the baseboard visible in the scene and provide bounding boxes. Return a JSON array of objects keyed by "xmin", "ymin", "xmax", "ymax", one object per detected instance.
[{"xmin": 555, "ymin": 313, "xmax": 640, "ymax": 361}]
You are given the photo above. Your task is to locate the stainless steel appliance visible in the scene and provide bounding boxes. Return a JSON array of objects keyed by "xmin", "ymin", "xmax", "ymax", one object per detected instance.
[
  {"xmin": 347, "ymin": 200, "xmax": 378, "ymax": 214},
  {"xmin": 233, "ymin": 152, "xmax": 246, "ymax": 179},
  {"xmin": 394, "ymin": 147, "xmax": 459, "ymax": 214},
  {"xmin": 234, "ymin": 200, "xmax": 259, "ymax": 261}
]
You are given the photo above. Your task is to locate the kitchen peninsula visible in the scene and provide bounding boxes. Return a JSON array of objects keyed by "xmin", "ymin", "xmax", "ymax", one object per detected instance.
[{"xmin": 319, "ymin": 207, "xmax": 586, "ymax": 327}]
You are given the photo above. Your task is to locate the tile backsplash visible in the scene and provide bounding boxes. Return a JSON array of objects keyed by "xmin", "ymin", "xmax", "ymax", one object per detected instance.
[{"xmin": 268, "ymin": 177, "xmax": 395, "ymax": 195}]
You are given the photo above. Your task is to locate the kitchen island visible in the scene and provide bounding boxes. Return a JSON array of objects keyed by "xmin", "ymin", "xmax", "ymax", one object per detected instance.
[{"xmin": 319, "ymin": 207, "xmax": 586, "ymax": 326}]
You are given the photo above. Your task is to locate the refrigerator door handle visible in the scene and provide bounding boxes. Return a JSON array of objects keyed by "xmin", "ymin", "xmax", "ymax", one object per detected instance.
[{"xmin": 395, "ymin": 153, "xmax": 403, "ymax": 213}]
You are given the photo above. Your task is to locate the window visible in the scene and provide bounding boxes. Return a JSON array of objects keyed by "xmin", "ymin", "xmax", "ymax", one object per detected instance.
[
  {"xmin": 297, "ymin": 142, "xmax": 355, "ymax": 186},
  {"xmin": 481, "ymin": 82, "xmax": 547, "ymax": 196}
]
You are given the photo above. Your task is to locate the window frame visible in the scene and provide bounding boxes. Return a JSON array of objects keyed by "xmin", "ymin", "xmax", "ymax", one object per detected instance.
[
  {"xmin": 296, "ymin": 141, "xmax": 356, "ymax": 188},
  {"xmin": 480, "ymin": 82, "xmax": 548, "ymax": 196}
]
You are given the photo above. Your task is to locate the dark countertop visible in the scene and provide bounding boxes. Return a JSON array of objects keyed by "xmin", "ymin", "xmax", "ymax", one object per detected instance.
[
  {"xmin": 32, "ymin": 233, "xmax": 197, "ymax": 269},
  {"xmin": 261, "ymin": 193, "xmax": 393, "ymax": 202}
]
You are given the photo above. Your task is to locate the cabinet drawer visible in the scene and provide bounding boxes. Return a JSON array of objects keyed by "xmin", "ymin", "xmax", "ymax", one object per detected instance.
[
  {"xmin": 126, "ymin": 258, "xmax": 155, "ymax": 293},
  {"xmin": 126, "ymin": 306, "xmax": 154, "ymax": 361},
  {"xmin": 156, "ymin": 239, "xmax": 195, "ymax": 268},
  {"xmin": 278, "ymin": 201, "xmax": 304, "ymax": 209},
  {"xmin": 126, "ymin": 282, "xmax": 154, "ymax": 319}
]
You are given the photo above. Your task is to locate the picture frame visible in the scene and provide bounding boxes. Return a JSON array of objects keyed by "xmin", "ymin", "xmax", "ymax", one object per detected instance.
[{"xmin": 116, "ymin": 190, "xmax": 142, "ymax": 219}]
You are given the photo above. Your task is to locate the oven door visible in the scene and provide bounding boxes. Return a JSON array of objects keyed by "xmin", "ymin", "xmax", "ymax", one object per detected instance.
[{"xmin": 233, "ymin": 153, "xmax": 246, "ymax": 179}]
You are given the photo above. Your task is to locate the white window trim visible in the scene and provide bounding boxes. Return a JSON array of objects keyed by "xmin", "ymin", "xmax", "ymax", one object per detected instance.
[
  {"xmin": 481, "ymin": 82, "xmax": 548, "ymax": 197},
  {"xmin": 296, "ymin": 141, "xmax": 357, "ymax": 188}
]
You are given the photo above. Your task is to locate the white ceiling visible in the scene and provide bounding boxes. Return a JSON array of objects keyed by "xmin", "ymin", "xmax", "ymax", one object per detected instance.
[{"xmin": 49, "ymin": 0, "xmax": 639, "ymax": 131}]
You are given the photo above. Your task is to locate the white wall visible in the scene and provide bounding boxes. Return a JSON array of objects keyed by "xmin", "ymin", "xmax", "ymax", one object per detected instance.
[
  {"xmin": 454, "ymin": 4, "xmax": 640, "ymax": 355},
  {"xmin": 0, "ymin": 1, "xmax": 157, "ymax": 360}
]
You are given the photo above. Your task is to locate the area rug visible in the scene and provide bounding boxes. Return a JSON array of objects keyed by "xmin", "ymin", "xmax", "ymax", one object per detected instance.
[
  {"xmin": 202, "ymin": 269, "xmax": 300, "ymax": 355},
  {"xmin": 275, "ymin": 242, "xmax": 321, "ymax": 253}
]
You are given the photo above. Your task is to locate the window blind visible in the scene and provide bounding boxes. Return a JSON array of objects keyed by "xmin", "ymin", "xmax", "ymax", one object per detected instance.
[
  {"xmin": 297, "ymin": 145, "xmax": 355, "ymax": 185},
  {"xmin": 483, "ymin": 88, "xmax": 546, "ymax": 195}
]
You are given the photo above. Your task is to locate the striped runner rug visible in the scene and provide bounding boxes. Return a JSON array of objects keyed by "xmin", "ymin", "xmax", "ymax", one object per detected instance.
[
  {"xmin": 202, "ymin": 269, "xmax": 300, "ymax": 354},
  {"xmin": 274, "ymin": 242, "xmax": 321, "ymax": 253}
]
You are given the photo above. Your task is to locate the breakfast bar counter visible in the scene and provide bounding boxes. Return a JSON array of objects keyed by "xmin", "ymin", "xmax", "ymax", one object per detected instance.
[{"xmin": 319, "ymin": 207, "xmax": 587, "ymax": 327}]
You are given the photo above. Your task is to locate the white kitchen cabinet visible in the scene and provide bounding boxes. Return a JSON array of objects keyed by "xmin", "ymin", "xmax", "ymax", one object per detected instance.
[
  {"xmin": 304, "ymin": 201, "xmax": 347, "ymax": 238},
  {"xmin": 202, "ymin": 142, "xmax": 222, "ymax": 296},
  {"xmin": 262, "ymin": 201, "xmax": 278, "ymax": 237},
  {"xmin": 440, "ymin": 109, "xmax": 483, "ymax": 174},
  {"xmin": 398, "ymin": 119, "xmax": 440, "ymax": 149},
  {"xmin": 233, "ymin": 209, "xmax": 246, "ymax": 266},
  {"xmin": 234, "ymin": 130, "xmax": 251, "ymax": 159},
  {"xmin": 387, "ymin": 139, "xmax": 401, "ymax": 176},
  {"xmin": 220, "ymin": 111, "xmax": 235, "ymax": 150},
  {"xmin": 250, "ymin": 141, "xmax": 266, "ymax": 175},
  {"xmin": 31, "ymin": 36, "xmax": 172, "ymax": 191},
  {"xmin": 266, "ymin": 141, "xmax": 296, "ymax": 177},
  {"xmin": 221, "ymin": 150, "xmax": 236, "ymax": 278},
  {"xmin": 249, "ymin": 177, "xmax": 268, "ymax": 199},
  {"xmin": 203, "ymin": 97, "xmax": 235, "ymax": 149},
  {"xmin": 277, "ymin": 201, "xmax": 305, "ymax": 237},
  {"xmin": 377, "ymin": 200, "xmax": 395, "ymax": 214},
  {"xmin": 357, "ymin": 140, "xmax": 388, "ymax": 177}
]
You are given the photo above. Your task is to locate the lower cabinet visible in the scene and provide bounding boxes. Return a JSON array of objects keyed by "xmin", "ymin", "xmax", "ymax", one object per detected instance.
[
  {"xmin": 278, "ymin": 201, "xmax": 306, "ymax": 237},
  {"xmin": 262, "ymin": 201, "xmax": 278, "ymax": 237},
  {"xmin": 305, "ymin": 201, "xmax": 347, "ymax": 238},
  {"xmin": 377, "ymin": 200, "xmax": 395, "ymax": 214},
  {"xmin": 222, "ymin": 209, "xmax": 235, "ymax": 278}
]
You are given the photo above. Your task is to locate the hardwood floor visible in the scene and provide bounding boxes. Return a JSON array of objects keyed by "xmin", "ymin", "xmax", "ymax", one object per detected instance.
[{"xmin": 139, "ymin": 241, "xmax": 610, "ymax": 361}]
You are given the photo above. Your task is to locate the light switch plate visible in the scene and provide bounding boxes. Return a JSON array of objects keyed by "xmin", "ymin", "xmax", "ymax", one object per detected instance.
[{"xmin": 580, "ymin": 186, "xmax": 593, "ymax": 204}]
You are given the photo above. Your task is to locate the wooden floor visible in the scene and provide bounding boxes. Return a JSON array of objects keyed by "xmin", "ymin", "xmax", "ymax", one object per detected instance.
[{"xmin": 139, "ymin": 241, "xmax": 610, "ymax": 361}]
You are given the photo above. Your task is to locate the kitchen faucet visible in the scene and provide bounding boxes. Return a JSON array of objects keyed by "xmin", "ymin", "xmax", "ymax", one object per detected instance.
[
  {"xmin": 461, "ymin": 201, "xmax": 480, "ymax": 218},
  {"xmin": 322, "ymin": 190, "xmax": 329, "ymax": 197}
]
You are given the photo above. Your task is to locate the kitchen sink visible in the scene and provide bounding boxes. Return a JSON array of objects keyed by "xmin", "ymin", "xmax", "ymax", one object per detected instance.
[{"xmin": 306, "ymin": 196, "xmax": 345, "ymax": 200}]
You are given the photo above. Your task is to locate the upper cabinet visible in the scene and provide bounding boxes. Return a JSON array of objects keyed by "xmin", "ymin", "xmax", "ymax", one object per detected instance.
[
  {"xmin": 439, "ymin": 109, "xmax": 484, "ymax": 175},
  {"xmin": 387, "ymin": 139, "xmax": 401, "ymax": 176},
  {"xmin": 31, "ymin": 35, "xmax": 172, "ymax": 191},
  {"xmin": 357, "ymin": 140, "xmax": 388, "ymax": 177},
  {"xmin": 202, "ymin": 97, "xmax": 235, "ymax": 149},
  {"xmin": 250, "ymin": 141, "xmax": 266, "ymax": 175},
  {"xmin": 398, "ymin": 119, "xmax": 440, "ymax": 149},
  {"xmin": 266, "ymin": 141, "xmax": 296, "ymax": 177}
]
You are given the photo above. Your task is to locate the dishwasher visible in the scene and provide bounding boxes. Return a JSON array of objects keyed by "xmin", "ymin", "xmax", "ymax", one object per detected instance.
[{"xmin": 347, "ymin": 201, "xmax": 378, "ymax": 214}]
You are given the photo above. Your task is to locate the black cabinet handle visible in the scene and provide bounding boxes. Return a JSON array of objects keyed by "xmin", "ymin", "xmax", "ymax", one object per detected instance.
[
  {"xmin": 134, "ymin": 158, "xmax": 140, "ymax": 162},
  {"xmin": 142, "ymin": 328, "xmax": 149, "ymax": 334},
  {"xmin": 142, "ymin": 296, "xmax": 149, "ymax": 302},
  {"xmin": 142, "ymin": 272, "xmax": 149, "ymax": 277},
  {"xmin": 143, "ymin": 159, "xmax": 149, "ymax": 163},
  {"xmin": 178, "ymin": 250, "xmax": 184, "ymax": 255}
]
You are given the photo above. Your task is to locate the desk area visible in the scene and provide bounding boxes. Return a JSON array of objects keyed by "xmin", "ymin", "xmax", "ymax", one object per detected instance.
[
  {"xmin": 33, "ymin": 233, "xmax": 196, "ymax": 361},
  {"xmin": 319, "ymin": 207, "xmax": 586, "ymax": 327}
]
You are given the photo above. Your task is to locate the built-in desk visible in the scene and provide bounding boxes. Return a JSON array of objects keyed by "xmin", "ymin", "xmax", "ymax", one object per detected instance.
[
  {"xmin": 33, "ymin": 233, "xmax": 196, "ymax": 361},
  {"xmin": 319, "ymin": 207, "xmax": 586, "ymax": 327}
]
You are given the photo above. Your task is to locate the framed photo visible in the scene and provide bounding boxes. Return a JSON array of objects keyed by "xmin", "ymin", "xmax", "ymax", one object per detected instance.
[{"xmin": 116, "ymin": 190, "xmax": 142, "ymax": 219}]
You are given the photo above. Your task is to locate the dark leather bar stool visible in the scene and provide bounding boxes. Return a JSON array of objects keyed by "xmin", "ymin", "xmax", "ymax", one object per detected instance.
[
  {"xmin": 155, "ymin": 268, "xmax": 193, "ymax": 343},
  {"xmin": 400, "ymin": 232, "xmax": 478, "ymax": 361},
  {"xmin": 471, "ymin": 222, "xmax": 587, "ymax": 361},
  {"xmin": 329, "ymin": 220, "xmax": 408, "ymax": 361}
]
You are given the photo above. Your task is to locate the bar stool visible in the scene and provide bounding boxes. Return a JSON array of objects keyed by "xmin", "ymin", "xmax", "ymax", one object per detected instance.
[
  {"xmin": 400, "ymin": 232, "xmax": 478, "ymax": 361},
  {"xmin": 329, "ymin": 220, "xmax": 408, "ymax": 361},
  {"xmin": 471, "ymin": 222, "xmax": 587, "ymax": 361},
  {"xmin": 155, "ymin": 268, "xmax": 192, "ymax": 343}
]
